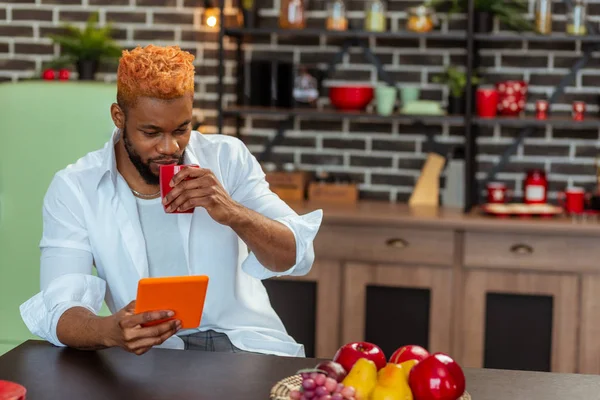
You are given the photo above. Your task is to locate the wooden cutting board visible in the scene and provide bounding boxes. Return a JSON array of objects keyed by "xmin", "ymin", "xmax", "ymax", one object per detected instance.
[{"xmin": 409, "ymin": 130, "xmax": 447, "ymax": 208}]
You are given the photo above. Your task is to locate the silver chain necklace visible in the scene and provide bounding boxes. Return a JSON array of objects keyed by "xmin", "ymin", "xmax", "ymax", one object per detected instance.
[{"xmin": 131, "ymin": 188, "xmax": 161, "ymax": 199}]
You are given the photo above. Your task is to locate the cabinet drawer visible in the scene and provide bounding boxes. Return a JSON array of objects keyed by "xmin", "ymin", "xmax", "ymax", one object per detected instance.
[
  {"xmin": 464, "ymin": 231, "xmax": 600, "ymax": 272},
  {"xmin": 315, "ymin": 225, "xmax": 454, "ymax": 266}
]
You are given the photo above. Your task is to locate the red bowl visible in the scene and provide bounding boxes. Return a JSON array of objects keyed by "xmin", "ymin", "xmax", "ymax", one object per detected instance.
[
  {"xmin": 328, "ymin": 85, "xmax": 374, "ymax": 111},
  {"xmin": 0, "ymin": 380, "xmax": 26, "ymax": 400}
]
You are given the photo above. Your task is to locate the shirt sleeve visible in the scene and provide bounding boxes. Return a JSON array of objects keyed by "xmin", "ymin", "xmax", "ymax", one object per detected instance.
[
  {"xmin": 19, "ymin": 174, "xmax": 106, "ymax": 347},
  {"xmin": 227, "ymin": 139, "xmax": 323, "ymax": 280}
]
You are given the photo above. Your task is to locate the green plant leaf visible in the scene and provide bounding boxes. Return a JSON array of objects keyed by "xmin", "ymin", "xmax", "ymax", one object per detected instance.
[
  {"xmin": 434, "ymin": 65, "xmax": 480, "ymax": 97},
  {"xmin": 431, "ymin": 0, "xmax": 534, "ymax": 32},
  {"xmin": 46, "ymin": 10, "xmax": 122, "ymax": 63}
]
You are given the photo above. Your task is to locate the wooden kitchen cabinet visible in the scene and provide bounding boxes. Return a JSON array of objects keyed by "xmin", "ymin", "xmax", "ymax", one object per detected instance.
[
  {"xmin": 341, "ymin": 262, "xmax": 454, "ymax": 358},
  {"xmin": 280, "ymin": 201, "xmax": 600, "ymax": 374},
  {"xmin": 314, "ymin": 224, "xmax": 455, "ymax": 266},
  {"xmin": 463, "ymin": 231, "xmax": 600, "ymax": 272},
  {"xmin": 458, "ymin": 270, "xmax": 579, "ymax": 373},
  {"xmin": 579, "ymin": 275, "xmax": 600, "ymax": 374},
  {"xmin": 263, "ymin": 260, "xmax": 342, "ymax": 359}
]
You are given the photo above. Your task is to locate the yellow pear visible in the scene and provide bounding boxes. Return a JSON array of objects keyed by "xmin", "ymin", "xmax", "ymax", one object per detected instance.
[
  {"xmin": 342, "ymin": 358, "xmax": 378, "ymax": 400},
  {"xmin": 371, "ymin": 363, "xmax": 414, "ymax": 400},
  {"xmin": 377, "ymin": 363, "xmax": 406, "ymax": 388},
  {"xmin": 399, "ymin": 359, "xmax": 419, "ymax": 381},
  {"xmin": 370, "ymin": 384, "xmax": 413, "ymax": 400}
]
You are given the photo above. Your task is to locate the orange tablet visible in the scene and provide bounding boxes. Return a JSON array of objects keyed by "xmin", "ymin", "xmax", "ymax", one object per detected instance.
[{"xmin": 134, "ymin": 275, "xmax": 209, "ymax": 329}]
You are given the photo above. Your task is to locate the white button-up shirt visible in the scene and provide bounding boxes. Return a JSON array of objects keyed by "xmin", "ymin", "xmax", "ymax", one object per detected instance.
[{"xmin": 19, "ymin": 129, "xmax": 323, "ymax": 357}]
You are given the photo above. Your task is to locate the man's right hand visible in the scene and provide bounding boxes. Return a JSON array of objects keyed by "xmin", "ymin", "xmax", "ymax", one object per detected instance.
[{"xmin": 102, "ymin": 300, "xmax": 181, "ymax": 355}]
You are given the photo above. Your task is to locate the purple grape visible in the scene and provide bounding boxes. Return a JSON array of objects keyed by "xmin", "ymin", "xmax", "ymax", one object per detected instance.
[
  {"xmin": 314, "ymin": 373, "xmax": 327, "ymax": 386},
  {"xmin": 303, "ymin": 378, "xmax": 316, "ymax": 391},
  {"xmin": 318, "ymin": 396, "xmax": 332, "ymax": 400},
  {"xmin": 315, "ymin": 386, "xmax": 328, "ymax": 397},
  {"xmin": 310, "ymin": 372, "xmax": 319, "ymax": 380},
  {"xmin": 324, "ymin": 378, "xmax": 337, "ymax": 393},
  {"xmin": 331, "ymin": 394, "xmax": 343, "ymax": 400},
  {"xmin": 340, "ymin": 386, "xmax": 355, "ymax": 399},
  {"xmin": 335, "ymin": 383, "xmax": 344, "ymax": 393},
  {"xmin": 301, "ymin": 372, "xmax": 311, "ymax": 380},
  {"xmin": 290, "ymin": 389, "xmax": 302, "ymax": 400},
  {"xmin": 303, "ymin": 390, "xmax": 316, "ymax": 399}
]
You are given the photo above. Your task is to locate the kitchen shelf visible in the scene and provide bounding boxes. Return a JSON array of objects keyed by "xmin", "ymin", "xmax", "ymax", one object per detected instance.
[
  {"xmin": 474, "ymin": 116, "xmax": 600, "ymax": 129},
  {"xmin": 223, "ymin": 106, "xmax": 465, "ymax": 124},
  {"xmin": 224, "ymin": 27, "xmax": 467, "ymax": 40},
  {"xmin": 474, "ymin": 33, "xmax": 600, "ymax": 42}
]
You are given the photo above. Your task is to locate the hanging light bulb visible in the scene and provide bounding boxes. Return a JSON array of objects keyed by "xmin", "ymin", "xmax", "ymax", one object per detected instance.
[{"xmin": 202, "ymin": 0, "xmax": 220, "ymax": 30}]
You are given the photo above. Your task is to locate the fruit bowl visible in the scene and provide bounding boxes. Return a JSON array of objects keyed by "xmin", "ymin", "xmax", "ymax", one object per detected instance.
[
  {"xmin": 269, "ymin": 375, "xmax": 472, "ymax": 400},
  {"xmin": 328, "ymin": 85, "xmax": 374, "ymax": 111},
  {"xmin": 271, "ymin": 343, "xmax": 469, "ymax": 400}
]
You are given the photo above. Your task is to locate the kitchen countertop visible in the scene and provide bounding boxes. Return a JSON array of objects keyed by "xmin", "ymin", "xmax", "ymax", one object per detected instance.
[
  {"xmin": 2, "ymin": 341, "xmax": 600, "ymax": 400},
  {"xmin": 290, "ymin": 200, "xmax": 600, "ymax": 236}
]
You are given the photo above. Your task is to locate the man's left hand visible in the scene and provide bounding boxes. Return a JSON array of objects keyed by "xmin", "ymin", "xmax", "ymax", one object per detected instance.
[{"xmin": 162, "ymin": 167, "xmax": 240, "ymax": 225}]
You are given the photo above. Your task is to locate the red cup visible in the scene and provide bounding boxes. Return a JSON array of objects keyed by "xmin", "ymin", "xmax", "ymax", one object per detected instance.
[
  {"xmin": 559, "ymin": 187, "xmax": 586, "ymax": 214},
  {"xmin": 487, "ymin": 182, "xmax": 510, "ymax": 204},
  {"xmin": 159, "ymin": 164, "xmax": 200, "ymax": 214},
  {"xmin": 0, "ymin": 381, "xmax": 26, "ymax": 400},
  {"xmin": 476, "ymin": 87, "xmax": 499, "ymax": 118}
]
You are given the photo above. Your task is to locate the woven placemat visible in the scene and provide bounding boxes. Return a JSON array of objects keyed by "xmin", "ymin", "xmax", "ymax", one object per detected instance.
[{"xmin": 269, "ymin": 374, "xmax": 471, "ymax": 400}]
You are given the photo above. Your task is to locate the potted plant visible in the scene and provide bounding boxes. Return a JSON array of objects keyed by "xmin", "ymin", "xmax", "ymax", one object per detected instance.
[
  {"xmin": 427, "ymin": 0, "xmax": 533, "ymax": 33},
  {"xmin": 433, "ymin": 66, "xmax": 480, "ymax": 115},
  {"xmin": 47, "ymin": 12, "xmax": 122, "ymax": 81}
]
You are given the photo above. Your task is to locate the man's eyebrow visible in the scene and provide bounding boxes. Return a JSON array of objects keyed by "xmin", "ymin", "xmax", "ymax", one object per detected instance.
[
  {"xmin": 138, "ymin": 120, "xmax": 191, "ymax": 130},
  {"xmin": 139, "ymin": 124, "xmax": 162, "ymax": 130}
]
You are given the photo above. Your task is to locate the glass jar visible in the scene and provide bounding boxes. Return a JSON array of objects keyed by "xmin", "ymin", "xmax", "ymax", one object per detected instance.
[
  {"xmin": 567, "ymin": 0, "xmax": 587, "ymax": 35},
  {"xmin": 326, "ymin": 0, "xmax": 348, "ymax": 30},
  {"xmin": 293, "ymin": 66, "xmax": 319, "ymax": 106},
  {"xmin": 279, "ymin": 0, "xmax": 306, "ymax": 29},
  {"xmin": 364, "ymin": 0, "xmax": 386, "ymax": 32},
  {"xmin": 406, "ymin": 5, "xmax": 437, "ymax": 33},
  {"xmin": 535, "ymin": 0, "xmax": 552, "ymax": 34}
]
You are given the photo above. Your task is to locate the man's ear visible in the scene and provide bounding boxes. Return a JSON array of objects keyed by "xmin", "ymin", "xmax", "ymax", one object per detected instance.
[{"xmin": 111, "ymin": 103, "xmax": 125, "ymax": 130}]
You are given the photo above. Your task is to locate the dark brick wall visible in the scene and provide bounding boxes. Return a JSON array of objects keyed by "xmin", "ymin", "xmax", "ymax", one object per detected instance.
[{"xmin": 2, "ymin": 0, "xmax": 600, "ymax": 202}]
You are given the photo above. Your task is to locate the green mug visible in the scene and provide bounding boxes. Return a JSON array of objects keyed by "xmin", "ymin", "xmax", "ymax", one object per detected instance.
[
  {"xmin": 400, "ymin": 86, "xmax": 420, "ymax": 105},
  {"xmin": 375, "ymin": 85, "xmax": 397, "ymax": 116}
]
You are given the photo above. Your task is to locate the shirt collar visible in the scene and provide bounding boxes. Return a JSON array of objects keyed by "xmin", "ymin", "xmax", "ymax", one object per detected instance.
[{"xmin": 95, "ymin": 127, "xmax": 120, "ymax": 189}]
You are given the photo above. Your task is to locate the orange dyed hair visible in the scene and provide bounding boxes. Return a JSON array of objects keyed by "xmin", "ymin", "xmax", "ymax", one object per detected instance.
[{"xmin": 117, "ymin": 44, "xmax": 195, "ymax": 111}]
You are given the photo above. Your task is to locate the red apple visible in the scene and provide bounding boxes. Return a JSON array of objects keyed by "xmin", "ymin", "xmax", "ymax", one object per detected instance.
[
  {"xmin": 389, "ymin": 345, "xmax": 430, "ymax": 364},
  {"xmin": 42, "ymin": 69, "xmax": 56, "ymax": 80},
  {"xmin": 408, "ymin": 352, "xmax": 466, "ymax": 400},
  {"xmin": 58, "ymin": 68, "xmax": 70, "ymax": 81},
  {"xmin": 333, "ymin": 342, "xmax": 386, "ymax": 372},
  {"xmin": 315, "ymin": 360, "xmax": 347, "ymax": 382}
]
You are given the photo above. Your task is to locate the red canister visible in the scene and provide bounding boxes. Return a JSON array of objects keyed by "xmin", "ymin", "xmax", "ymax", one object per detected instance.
[
  {"xmin": 523, "ymin": 169, "xmax": 548, "ymax": 204},
  {"xmin": 496, "ymin": 80, "xmax": 527, "ymax": 117},
  {"xmin": 573, "ymin": 101, "xmax": 586, "ymax": 121},
  {"xmin": 536, "ymin": 100, "xmax": 549, "ymax": 120}
]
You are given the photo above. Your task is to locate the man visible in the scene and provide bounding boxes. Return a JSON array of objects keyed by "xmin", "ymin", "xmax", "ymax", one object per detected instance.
[{"xmin": 20, "ymin": 45, "xmax": 323, "ymax": 357}]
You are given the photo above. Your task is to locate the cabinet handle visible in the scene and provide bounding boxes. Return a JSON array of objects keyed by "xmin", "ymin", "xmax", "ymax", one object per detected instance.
[
  {"xmin": 510, "ymin": 244, "xmax": 533, "ymax": 255},
  {"xmin": 386, "ymin": 238, "xmax": 409, "ymax": 249}
]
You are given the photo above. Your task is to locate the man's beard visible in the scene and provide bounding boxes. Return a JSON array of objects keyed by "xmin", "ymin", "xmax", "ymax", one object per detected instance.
[{"xmin": 122, "ymin": 127, "xmax": 186, "ymax": 185}]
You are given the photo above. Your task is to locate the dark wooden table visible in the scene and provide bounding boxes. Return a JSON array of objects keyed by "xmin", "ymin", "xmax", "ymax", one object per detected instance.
[{"xmin": 1, "ymin": 341, "xmax": 600, "ymax": 399}]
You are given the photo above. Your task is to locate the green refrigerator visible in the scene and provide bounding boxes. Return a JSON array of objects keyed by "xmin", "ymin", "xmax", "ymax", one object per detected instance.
[{"xmin": 0, "ymin": 81, "xmax": 116, "ymax": 354}]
